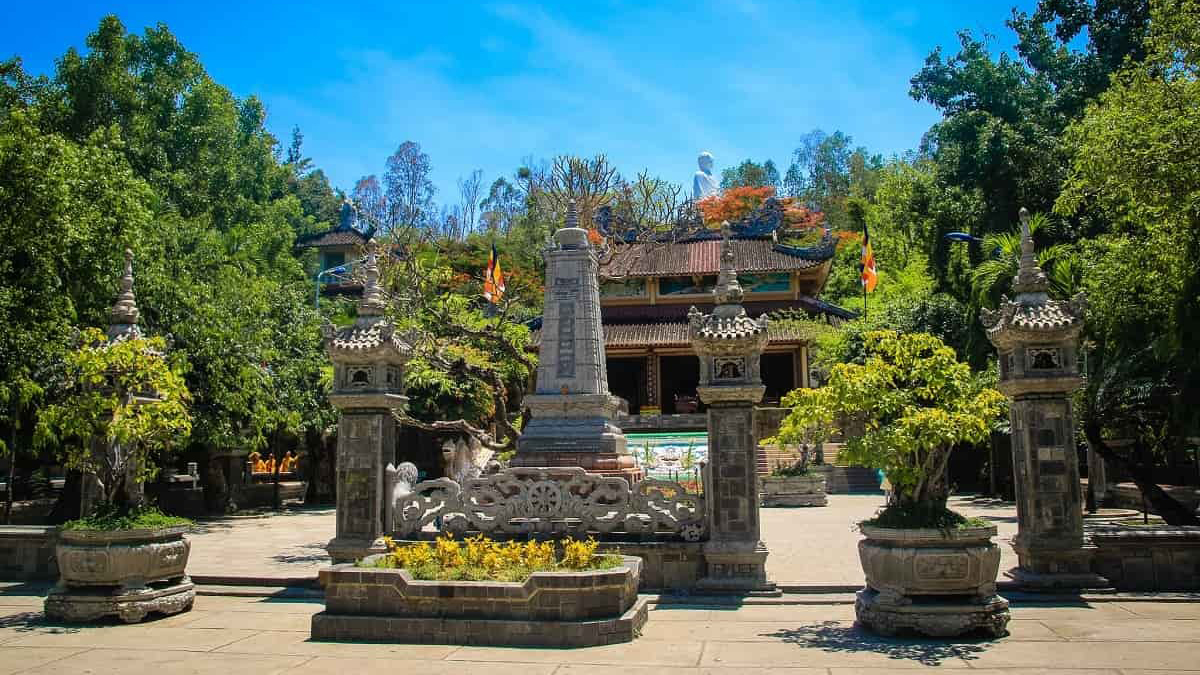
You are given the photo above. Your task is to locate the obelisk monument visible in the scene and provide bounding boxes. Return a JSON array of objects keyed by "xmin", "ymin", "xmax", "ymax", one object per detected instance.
[{"xmin": 512, "ymin": 201, "xmax": 639, "ymax": 482}]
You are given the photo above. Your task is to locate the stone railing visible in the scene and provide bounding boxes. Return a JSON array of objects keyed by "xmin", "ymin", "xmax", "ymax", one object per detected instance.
[{"xmin": 386, "ymin": 464, "xmax": 705, "ymax": 541}]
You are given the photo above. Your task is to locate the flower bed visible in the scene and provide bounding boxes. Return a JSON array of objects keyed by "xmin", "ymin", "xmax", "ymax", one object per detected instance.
[{"xmin": 313, "ymin": 535, "xmax": 647, "ymax": 647}]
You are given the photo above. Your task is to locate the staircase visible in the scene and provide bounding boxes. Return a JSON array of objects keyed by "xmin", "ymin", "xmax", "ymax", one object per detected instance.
[{"xmin": 757, "ymin": 441, "xmax": 882, "ymax": 494}]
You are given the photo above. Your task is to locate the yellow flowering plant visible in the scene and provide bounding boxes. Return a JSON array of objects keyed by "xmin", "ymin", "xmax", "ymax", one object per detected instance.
[{"xmin": 367, "ymin": 534, "xmax": 621, "ymax": 582}]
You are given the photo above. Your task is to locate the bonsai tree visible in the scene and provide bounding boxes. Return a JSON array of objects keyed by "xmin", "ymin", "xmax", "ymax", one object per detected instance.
[
  {"xmin": 775, "ymin": 331, "xmax": 1005, "ymax": 525},
  {"xmin": 35, "ymin": 328, "xmax": 191, "ymax": 519}
]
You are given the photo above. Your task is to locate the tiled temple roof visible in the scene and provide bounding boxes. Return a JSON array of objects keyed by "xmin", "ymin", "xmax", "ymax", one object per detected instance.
[
  {"xmin": 600, "ymin": 236, "xmax": 833, "ymax": 278},
  {"xmin": 600, "ymin": 297, "xmax": 856, "ymax": 323},
  {"xmin": 531, "ymin": 321, "xmax": 814, "ymax": 349},
  {"xmin": 296, "ymin": 228, "xmax": 371, "ymax": 249}
]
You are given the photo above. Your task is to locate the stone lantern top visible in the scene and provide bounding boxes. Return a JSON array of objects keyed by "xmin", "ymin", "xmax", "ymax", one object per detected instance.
[
  {"xmin": 689, "ymin": 225, "xmax": 768, "ymax": 404},
  {"xmin": 106, "ymin": 249, "xmax": 142, "ymax": 343},
  {"xmin": 689, "ymin": 225, "xmax": 768, "ymax": 344},
  {"xmin": 323, "ymin": 239, "xmax": 414, "ymax": 363},
  {"xmin": 980, "ymin": 209, "xmax": 1086, "ymax": 351}
]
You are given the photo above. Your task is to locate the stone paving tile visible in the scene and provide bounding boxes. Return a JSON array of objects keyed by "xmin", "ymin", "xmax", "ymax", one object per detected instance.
[
  {"xmin": 5, "ymin": 626, "xmax": 260, "ymax": 652},
  {"xmin": 1118, "ymin": 671, "xmax": 1200, "ymax": 675},
  {"xmin": 186, "ymin": 508, "xmax": 335, "ymax": 581},
  {"xmin": 554, "ymin": 662, "xmax": 830, "ymax": 667},
  {"xmin": 291, "ymin": 657, "xmax": 558, "ymax": 674},
  {"xmin": 703, "ymin": 604, "xmax": 858, "ymax": 622},
  {"xmin": 192, "ymin": 596, "xmax": 325, "ymax": 614},
  {"xmin": 1009, "ymin": 603, "xmax": 1141, "ymax": 620},
  {"xmin": 1111, "ymin": 602, "xmax": 1200, "ymax": 619},
  {"xmin": 700, "ymin": 638, "xmax": 976, "ymax": 669},
  {"xmin": 177, "ymin": 610, "xmax": 315, "ymax": 632},
  {"xmin": 0, "ymin": 646, "xmax": 87, "ymax": 675},
  {"xmin": 12, "ymin": 648, "xmax": 312, "ymax": 675},
  {"xmin": 647, "ymin": 607, "xmax": 717, "ymax": 622},
  {"xmin": 830, "ymin": 670, "xmax": 1120, "ymax": 675},
  {"xmin": 965, "ymin": 640, "xmax": 1200, "ymax": 670},
  {"xmin": 1042, "ymin": 618, "xmax": 1200, "ymax": 641},
  {"xmin": 215, "ymin": 630, "xmax": 458, "ymax": 659},
  {"xmin": 830, "ymin": 667, "xmax": 1118, "ymax": 672},
  {"xmin": 447, "ymin": 639, "xmax": 704, "ymax": 667}
]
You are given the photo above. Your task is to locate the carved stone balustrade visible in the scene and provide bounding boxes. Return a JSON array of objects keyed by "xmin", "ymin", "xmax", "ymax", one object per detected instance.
[{"xmin": 386, "ymin": 466, "xmax": 705, "ymax": 541}]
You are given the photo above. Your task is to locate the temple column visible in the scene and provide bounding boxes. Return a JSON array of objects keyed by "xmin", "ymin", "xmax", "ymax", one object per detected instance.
[
  {"xmin": 982, "ymin": 209, "xmax": 1107, "ymax": 590},
  {"xmin": 690, "ymin": 225, "xmax": 778, "ymax": 594},
  {"xmin": 323, "ymin": 240, "xmax": 413, "ymax": 563}
]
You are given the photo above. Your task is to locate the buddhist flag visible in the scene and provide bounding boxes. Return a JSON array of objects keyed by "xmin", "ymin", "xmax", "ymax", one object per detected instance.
[
  {"xmin": 860, "ymin": 223, "xmax": 878, "ymax": 293},
  {"xmin": 483, "ymin": 244, "xmax": 505, "ymax": 303}
]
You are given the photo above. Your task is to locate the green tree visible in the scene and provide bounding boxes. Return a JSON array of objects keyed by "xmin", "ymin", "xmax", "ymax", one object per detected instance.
[
  {"xmin": 1055, "ymin": 0, "xmax": 1200, "ymax": 524},
  {"xmin": 776, "ymin": 332, "xmax": 1005, "ymax": 517},
  {"xmin": 34, "ymin": 329, "xmax": 191, "ymax": 511}
]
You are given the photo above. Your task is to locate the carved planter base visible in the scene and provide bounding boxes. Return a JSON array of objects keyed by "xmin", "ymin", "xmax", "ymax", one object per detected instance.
[
  {"xmin": 855, "ymin": 587, "xmax": 1009, "ymax": 638},
  {"xmin": 46, "ymin": 526, "xmax": 193, "ymax": 624},
  {"xmin": 856, "ymin": 524, "xmax": 1009, "ymax": 637},
  {"xmin": 761, "ymin": 474, "xmax": 827, "ymax": 507},
  {"xmin": 45, "ymin": 579, "xmax": 194, "ymax": 624}
]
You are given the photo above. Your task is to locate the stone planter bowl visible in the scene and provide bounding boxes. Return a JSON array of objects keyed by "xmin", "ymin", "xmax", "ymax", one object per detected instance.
[
  {"xmin": 858, "ymin": 524, "xmax": 1000, "ymax": 598},
  {"xmin": 761, "ymin": 474, "xmax": 827, "ymax": 507},
  {"xmin": 313, "ymin": 555, "xmax": 647, "ymax": 646},
  {"xmin": 55, "ymin": 526, "xmax": 191, "ymax": 591}
]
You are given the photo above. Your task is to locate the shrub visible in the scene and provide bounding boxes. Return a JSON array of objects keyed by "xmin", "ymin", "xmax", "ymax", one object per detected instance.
[{"xmin": 368, "ymin": 535, "xmax": 621, "ymax": 582}]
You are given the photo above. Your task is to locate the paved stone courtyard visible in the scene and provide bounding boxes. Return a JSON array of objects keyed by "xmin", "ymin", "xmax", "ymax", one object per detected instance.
[
  {"xmin": 2, "ymin": 589, "xmax": 1200, "ymax": 673},
  {"xmin": 184, "ymin": 494, "xmax": 1020, "ymax": 587}
]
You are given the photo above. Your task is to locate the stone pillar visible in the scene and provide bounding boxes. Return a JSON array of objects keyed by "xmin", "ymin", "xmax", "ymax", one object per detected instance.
[
  {"xmin": 323, "ymin": 240, "xmax": 413, "ymax": 563},
  {"xmin": 981, "ymin": 209, "xmax": 1107, "ymax": 590},
  {"xmin": 1087, "ymin": 440, "xmax": 1109, "ymax": 506},
  {"xmin": 689, "ymin": 226, "xmax": 777, "ymax": 594},
  {"xmin": 512, "ymin": 202, "xmax": 639, "ymax": 481}
]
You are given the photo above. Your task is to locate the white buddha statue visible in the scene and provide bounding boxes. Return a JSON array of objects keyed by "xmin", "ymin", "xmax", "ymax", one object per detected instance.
[{"xmin": 693, "ymin": 151, "xmax": 721, "ymax": 200}]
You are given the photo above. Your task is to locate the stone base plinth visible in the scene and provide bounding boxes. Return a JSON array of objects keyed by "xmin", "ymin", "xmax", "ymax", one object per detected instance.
[
  {"xmin": 1010, "ymin": 545, "xmax": 1109, "ymax": 591},
  {"xmin": 312, "ymin": 596, "xmax": 649, "ymax": 647},
  {"xmin": 45, "ymin": 578, "xmax": 194, "ymax": 624},
  {"xmin": 697, "ymin": 544, "xmax": 779, "ymax": 595},
  {"xmin": 509, "ymin": 449, "xmax": 643, "ymax": 483},
  {"xmin": 855, "ymin": 587, "xmax": 1010, "ymax": 638},
  {"xmin": 326, "ymin": 536, "xmax": 387, "ymax": 565},
  {"xmin": 1005, "ymin": 566, "xmax": 1110, "ymax": 590}
]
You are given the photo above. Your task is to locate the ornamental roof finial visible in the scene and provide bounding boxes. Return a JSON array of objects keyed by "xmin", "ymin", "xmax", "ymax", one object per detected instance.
[
  {"xmin": 357, "ymin": 239, "xmax": 387, "ymax": 318},
  {"xmin": 712, "ymin": 222, "xmax": 744, "ymax": 312},
  {"xmin": 1012, "ymin": 207, "xmax": 1049, "ymax": 297},
  {"xmin": 110, "ymin": 249, "xmax": 139, "ymax": 326},
  {"xmin": 566, "ymin": 199, "xmax": 579, "ymax": 229}
]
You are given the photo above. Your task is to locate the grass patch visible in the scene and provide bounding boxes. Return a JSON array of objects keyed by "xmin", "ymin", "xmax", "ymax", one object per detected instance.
[
  {"xmin": 62, "ymin": 505, "xmax": 192, "ymax": 531},
  {"xmin": 859, "ymin": 503, "xmax": 990, "ymax": 530},
  {"xmin": 359, "ymin": 535, "xmax": 625, "ymax": 582}
]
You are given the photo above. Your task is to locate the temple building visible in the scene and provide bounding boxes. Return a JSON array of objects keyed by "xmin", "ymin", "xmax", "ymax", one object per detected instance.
[
  {"xmin": 295, "ymin": 199, "xmax": 375, "ymax": 297},
  {"xmin": 531, "ymin": 223, "xmax": 852, "ymax": 428}
]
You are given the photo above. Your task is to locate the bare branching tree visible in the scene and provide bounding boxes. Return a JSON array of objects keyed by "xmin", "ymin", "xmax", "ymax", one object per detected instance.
[{"xmin": 457, "ymin": 169, "xmax": 484, "ymax": 235}]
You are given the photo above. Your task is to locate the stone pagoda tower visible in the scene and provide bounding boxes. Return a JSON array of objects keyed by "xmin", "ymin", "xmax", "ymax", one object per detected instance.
[
  {"xmin": 512, "ymin": 202, "xmax": 638, "ymax": 481},
  {"xmin": 689, "ymin": 226, "xmax": 776, "ymax": 593},
  {"xmin": 981, "ymin": 208, "xmax": 1106, "ymax": 589},
  {"xmin": 323, "ymin": 240, "xmax": 414, "ymax": 563}
]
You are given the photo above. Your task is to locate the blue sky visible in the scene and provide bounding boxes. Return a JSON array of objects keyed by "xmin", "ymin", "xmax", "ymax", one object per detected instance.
[{"xmin": 7, "ymin": 1, "xmax": 1038, "ymax": 204}]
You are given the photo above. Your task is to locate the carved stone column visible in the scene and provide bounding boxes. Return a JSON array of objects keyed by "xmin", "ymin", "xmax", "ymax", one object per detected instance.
[
  {"xmin": 981, "ymin": 209, "xmax": 1107, "ymax": 590},
  {"xmin": 689, "ymin": 226, "xmax": 777, "ymax": 594},
  {"xmin": 323, "ymin": 240, "xmax": 413, "ymax": 563},
  {"xmin": 512, "ymin": 202, "xmax": 639, "ymax": 482}
]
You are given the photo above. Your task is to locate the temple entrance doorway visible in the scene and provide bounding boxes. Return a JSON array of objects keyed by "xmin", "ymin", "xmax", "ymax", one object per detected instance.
[
  {"xmin": 607, "ymin": 357, "xmax": 645, "ymax": 414},
  {"xmin": 660, "ymin": 354, "xmax": 701, "ymax": 414},
  {"xmin": 761, "ymin": 351, "xmax": 796, "ymax": 407}
]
